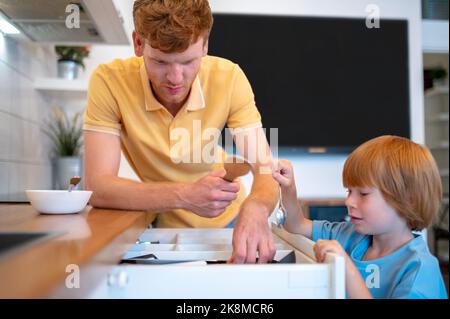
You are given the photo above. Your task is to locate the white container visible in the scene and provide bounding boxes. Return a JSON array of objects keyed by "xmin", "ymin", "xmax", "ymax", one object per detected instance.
[
  {"xmin": 57, "ymin": 60, "xmax": 81, "ymax": 79},
  {"xmin": 26, "ymin": 190, "xmax": 92, "ymax": 214},
  {"xmin": 53, "ymin": 157, "xmax": 83, "ymax": 190}
]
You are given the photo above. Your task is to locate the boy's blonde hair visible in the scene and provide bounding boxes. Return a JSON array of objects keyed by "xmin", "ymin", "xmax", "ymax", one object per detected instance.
[
  {"xmin": 133, "ymin": 0, "xmax": 213, "ymax": 53},
  {"xmin": 343, "ymin": 135, "xmax": 442, "ymax": 230}
]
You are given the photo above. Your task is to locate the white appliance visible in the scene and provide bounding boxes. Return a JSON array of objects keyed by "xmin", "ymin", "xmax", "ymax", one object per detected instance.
[
  {"xmin": 89, "ymin": 225, "xmax": 346, "ymax": 299},
  {"xmin": 0, "ymin": 0, "xmax": 129, "ymax": 44}
]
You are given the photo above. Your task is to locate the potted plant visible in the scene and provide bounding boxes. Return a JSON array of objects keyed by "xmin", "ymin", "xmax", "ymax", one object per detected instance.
[
  {"xmin": 424, "ymin": 67, "xmax": 448, "ymax": 90},
  {"xmin": 43, "ymin": 106, "xmax": 84, "ymax": 190},
  {"xmin": 55, "ymin": 45, "xmax": 91, "ymax": 79}
]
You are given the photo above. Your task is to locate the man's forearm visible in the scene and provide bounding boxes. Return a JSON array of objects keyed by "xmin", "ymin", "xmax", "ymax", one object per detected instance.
[
  {"xmin": 244, "ymin": 170, "xmax": 279, "ymax": 216},
  {"xmin": 86, "ymin": 175, "xmax": 186, "ymax": 211}
]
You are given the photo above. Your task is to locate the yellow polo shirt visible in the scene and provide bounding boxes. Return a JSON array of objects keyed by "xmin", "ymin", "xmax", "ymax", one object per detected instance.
[{"xmin": 83, "ymin": 55, "xmax": 262, "ymax": 228}]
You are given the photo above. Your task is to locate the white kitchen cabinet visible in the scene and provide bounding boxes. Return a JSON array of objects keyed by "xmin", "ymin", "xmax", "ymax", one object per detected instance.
[
  {"xmin": 425, "ymin": 86, "xmax": 449, "ymax": 195},
  {"xmin": 424, "ymin": 84, "xmax": 449, "ymax": 263},
  {"xmin": 88, "ymin": 225, "xmax": 345, "ymax": 299}
]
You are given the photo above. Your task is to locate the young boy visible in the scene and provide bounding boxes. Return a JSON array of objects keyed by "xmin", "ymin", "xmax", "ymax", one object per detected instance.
[{"xmin": 272, "ymin": 135, "xmax": 448, "ymax": 299}]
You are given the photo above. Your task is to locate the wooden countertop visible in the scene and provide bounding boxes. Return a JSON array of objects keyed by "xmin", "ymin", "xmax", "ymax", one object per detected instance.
[{"xmin": 0, "ymin": 204, "xmax": 151, "ymax": 298}]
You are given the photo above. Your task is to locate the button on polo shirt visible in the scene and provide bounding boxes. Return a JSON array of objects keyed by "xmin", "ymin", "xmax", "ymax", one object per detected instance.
[{"xmin": 83, "ymin": 55, "xmax": 262, "ymax": 227}]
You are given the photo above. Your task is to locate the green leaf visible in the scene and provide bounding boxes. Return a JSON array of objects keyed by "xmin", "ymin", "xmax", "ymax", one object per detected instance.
[
  {"xmin": 55, "ymin": 45, "xmax": 90, "ymax": 70},
  {"xmin": 42, "ymin": 106, "xmax": 84, "ymax": 157}
]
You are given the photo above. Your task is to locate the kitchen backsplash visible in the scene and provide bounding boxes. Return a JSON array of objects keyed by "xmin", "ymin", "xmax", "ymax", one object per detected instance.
[{"xmin": 0, "ymin": 35, "xmax": 55, "ymax": 201}]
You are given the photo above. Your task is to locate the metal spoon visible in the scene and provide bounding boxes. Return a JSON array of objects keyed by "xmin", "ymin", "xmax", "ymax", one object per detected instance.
[{"xmin": 68, "ymin": 176, "xmax": 81, "ymax": 192}]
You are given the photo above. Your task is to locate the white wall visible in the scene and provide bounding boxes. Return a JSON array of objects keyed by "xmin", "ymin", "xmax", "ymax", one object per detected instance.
[
  {"xmin": 0, "ymin": 34, "xmax": 55, "ymax": 201},
  {"xmin": 422, "ymin": 20, "xmax": 449, "ymax": 53}
]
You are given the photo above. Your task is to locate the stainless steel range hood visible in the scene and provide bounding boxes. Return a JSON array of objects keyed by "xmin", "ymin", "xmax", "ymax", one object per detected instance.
[{"xmin": 0, "ymin": 0, "xmax": 129, "ymax": 44}]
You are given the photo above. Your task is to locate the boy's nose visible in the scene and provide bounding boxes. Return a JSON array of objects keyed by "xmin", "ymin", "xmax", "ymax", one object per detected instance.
[{"xmin": 345, "ymin": 195, "xmax": 357, "ymax": 209}]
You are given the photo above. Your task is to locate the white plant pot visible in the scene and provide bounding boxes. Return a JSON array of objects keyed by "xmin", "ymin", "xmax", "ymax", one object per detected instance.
[
  {"xmin": 57, "ymin": 60, "xmax": 81, "ymax": 79},
  {"xmin": 53, "ymin": 156, "xmax": 83, "ymax": 190}
]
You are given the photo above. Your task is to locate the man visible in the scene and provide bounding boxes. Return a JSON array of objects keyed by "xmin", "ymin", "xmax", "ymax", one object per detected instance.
[{"xmin": 83, "ymin": 0, "xmax": 279, "ymax": 263}]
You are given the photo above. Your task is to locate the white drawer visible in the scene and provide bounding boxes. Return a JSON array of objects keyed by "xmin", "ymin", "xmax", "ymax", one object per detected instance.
[{"xmin": 89, "ymin": 225, "xmax": 345, "ymax": 299}]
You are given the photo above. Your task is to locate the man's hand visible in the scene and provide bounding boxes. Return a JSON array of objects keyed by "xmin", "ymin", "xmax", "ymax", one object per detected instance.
[
  {"xmin": 229, "ymin": 200, "xmax": 276, "ymax": 264},
  {"xmin": 179, "ymin": 169, "xmax": 240, "ymax": 218}
]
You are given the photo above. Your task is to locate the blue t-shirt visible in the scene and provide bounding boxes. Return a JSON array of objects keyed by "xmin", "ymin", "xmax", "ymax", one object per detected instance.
[{"xmin": 312, "ymin": 220, "xmax": 448, "ymax": 299}]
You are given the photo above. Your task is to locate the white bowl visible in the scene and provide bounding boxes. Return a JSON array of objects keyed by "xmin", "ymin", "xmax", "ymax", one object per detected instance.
[{"xmin": 26, "ymin": 190, "xmax": 93, "ymax": 214}]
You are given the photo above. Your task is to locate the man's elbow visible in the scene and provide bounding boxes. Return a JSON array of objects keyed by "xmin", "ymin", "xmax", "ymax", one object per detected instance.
[
  {"xmin": 87, "ymin": 193, "xmax": 106, "ymax": 208},
  {"xmin": 83, "ymin": 176, "xmax": 107, "ymax": 208}
]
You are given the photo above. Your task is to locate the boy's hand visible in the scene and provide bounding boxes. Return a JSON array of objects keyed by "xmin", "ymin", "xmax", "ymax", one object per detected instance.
[
  {"xmin": 313, "ymin": 240, "xmax": 349, "ymax": 263},
  {"xmin": 314, "ymin": 240, "xmax": 374, "ymax": 299},
  {"xmin": 272, "ymin": 159, "xmax": 295, "ymax": 188}
]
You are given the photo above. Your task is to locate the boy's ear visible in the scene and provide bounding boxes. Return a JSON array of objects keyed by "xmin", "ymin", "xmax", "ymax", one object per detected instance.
[
  {"xmin": 132, "ymin": 31, "xmax": 144, "ymax": 57},
  {"xmin": 202, "ymin": 39, "xmax": 209, "ymax": 57}
]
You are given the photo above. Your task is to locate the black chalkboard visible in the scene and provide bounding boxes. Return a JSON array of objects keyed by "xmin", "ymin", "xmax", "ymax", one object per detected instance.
[{"xmin": 209, "ymin": 14, "xmax": 410, "ymax": 151}]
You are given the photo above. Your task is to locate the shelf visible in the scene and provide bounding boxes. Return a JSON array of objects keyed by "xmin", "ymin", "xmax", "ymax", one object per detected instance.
[
  {"xmin": 425, "ymin": 86, "xmax": 449, "ymax": 98},
  {"xmin": 424, "ymin": 82, "xmax": 448, "ymax": 187},
  {"xmin": 34, "ymin": 78, "xmax": 88, "ymax": 92},
  {"xmin": 428, "ymin": 112, "xmax": 449, "ymax": 123},
  {"xmin": 33, "ymin": 77, "xmax": 88, "ymax": 101},
  {"xmin": 430, "ymin": 141, "xmax": 450, "ymax": 150}
]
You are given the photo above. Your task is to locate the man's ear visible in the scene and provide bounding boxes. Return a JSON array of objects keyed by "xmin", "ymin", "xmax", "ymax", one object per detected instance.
[
  {"xmin": 202, "ymin": 39, "xmax": 209, "ymax": 57},
  {"xmin": 132, "ymin": 31, "xmax": 144, "ymax": 57}
]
